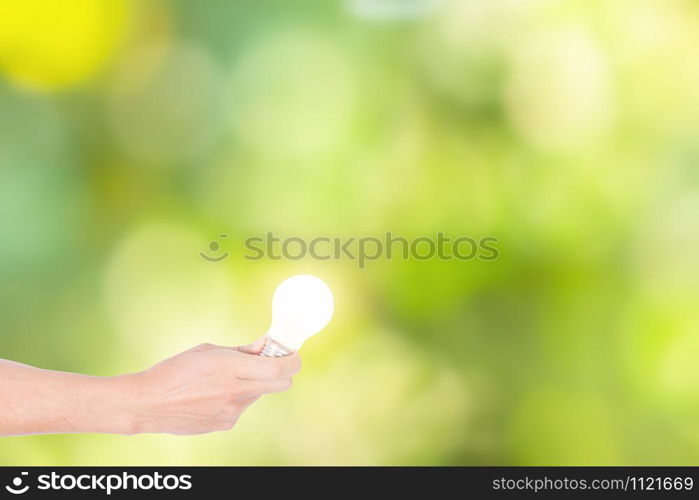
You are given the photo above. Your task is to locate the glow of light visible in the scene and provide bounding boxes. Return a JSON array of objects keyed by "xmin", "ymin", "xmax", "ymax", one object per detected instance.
[{"xmin": 267, "ymin": 274, "xmax": 334, "ymax": 351}]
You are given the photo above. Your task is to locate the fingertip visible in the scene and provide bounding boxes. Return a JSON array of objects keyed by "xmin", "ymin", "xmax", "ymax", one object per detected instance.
[
  {"xmin": 237, "ymin": 336, "xmax": 268, "ymax": 355},
  {"xmin": 284, "ymin": 352, "xmax": 302, "ymax": 375}
]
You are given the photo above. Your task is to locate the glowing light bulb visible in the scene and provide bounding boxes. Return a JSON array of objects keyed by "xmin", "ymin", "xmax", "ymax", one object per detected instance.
[{"xmin": 261, "ymin": 274, "xmax": 334, "ymax": 357}]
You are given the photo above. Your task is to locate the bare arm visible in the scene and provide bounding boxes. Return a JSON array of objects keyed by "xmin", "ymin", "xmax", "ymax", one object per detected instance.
[
  {"xmin": 0, "ymin": 359, "xmax": 137, "ymax": 435},
  {"xmin": 0, "ymin": 339, "xmax": 300, "ymax": 436}
]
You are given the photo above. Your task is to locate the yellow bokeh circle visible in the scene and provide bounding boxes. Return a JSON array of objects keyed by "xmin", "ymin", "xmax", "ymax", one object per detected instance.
[{"xmin": 0, "ymin": 0, "xmax": 127, "ymax": 90}]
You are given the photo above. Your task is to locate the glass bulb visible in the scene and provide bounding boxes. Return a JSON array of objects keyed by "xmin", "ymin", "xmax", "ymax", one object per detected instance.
[{"xmin": 261, "ymin": 274, "xmax": 334, "ymax": 357}]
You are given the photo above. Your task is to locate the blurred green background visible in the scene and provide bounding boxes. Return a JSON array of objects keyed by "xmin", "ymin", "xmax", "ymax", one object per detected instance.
[{"xmin": 1, "ymin": 0, "xmax": 698, "ymax": 465}]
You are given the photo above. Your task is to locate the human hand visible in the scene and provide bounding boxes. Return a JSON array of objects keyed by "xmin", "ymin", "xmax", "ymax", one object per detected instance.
[{"xmin": 124, "ymin": 339, "xmax": 301, "ymax": 435}]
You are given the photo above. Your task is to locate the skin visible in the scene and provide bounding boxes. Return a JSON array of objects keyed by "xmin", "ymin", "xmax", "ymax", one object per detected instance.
[{"xmin": 0, "ymin": 337, "xmax": 300, "ymax": 436}]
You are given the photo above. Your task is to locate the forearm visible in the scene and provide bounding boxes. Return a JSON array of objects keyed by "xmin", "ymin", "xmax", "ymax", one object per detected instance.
[
  {"xmin": 0, "ymin": 359, "xmax": 139, "ymax": 436},
  {"xmin": 0, "ymin": 342, "xmax": 299, "ymax": 436}
]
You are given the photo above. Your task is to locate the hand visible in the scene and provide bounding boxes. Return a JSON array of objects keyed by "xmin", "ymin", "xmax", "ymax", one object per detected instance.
[
  {"xmin": 0, "ymin": 339, "xmax": 299, "ymax": 436},
  {"xmin": 127, "ymin": 339, "xmax": 301, "ymax": 435}
]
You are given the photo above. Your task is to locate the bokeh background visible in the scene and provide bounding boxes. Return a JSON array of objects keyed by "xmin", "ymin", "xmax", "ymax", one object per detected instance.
[{"xmin": 1, "ymin": 0, "xmax": 698, "ymax": 465}]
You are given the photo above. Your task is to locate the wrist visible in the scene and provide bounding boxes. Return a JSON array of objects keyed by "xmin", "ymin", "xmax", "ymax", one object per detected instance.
[{"xmin": 98, "ymin": 373, "xmax": 147, "ymax": 435}]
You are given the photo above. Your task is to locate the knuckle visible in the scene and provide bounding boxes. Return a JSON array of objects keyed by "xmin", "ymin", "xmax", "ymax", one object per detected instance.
[
  {"xmin": 216, "ymin": 420, "xmax": 236, "ymax": 432},
  {"xmin": 223, "ymin": 407, "xmax": 242, "ymax": 421},
  {"xmin": 214, "ymin": 413, "xmax": 239, "ymax": 431}
]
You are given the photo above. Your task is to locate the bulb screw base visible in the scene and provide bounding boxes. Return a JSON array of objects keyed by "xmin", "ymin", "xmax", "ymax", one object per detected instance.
[{"xmin": 260, "ymin": 338, "xmax": 294, "ymax": 357}]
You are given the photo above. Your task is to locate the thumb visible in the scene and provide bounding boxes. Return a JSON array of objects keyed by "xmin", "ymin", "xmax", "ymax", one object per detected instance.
[{"xmin": 236, "ymin": 336, "xmax": 267, "ymax": 355}]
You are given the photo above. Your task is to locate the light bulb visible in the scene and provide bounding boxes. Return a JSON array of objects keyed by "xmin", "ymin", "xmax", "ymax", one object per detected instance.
[{"xmin": 261, "ymin": 274, "xmax": 334, "ymax": 357}]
